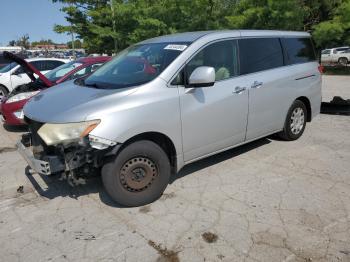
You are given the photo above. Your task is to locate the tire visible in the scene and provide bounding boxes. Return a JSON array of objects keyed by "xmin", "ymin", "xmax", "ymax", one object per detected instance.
[
  {"xmin": 102, "ymin": 140, "xmax": 171, "ymax": 207},
  {"xmin": 278, "ymin": 100, "xmax": 307, "ymax": 141},
  {"xmin": 0, "ymin": 85, "xmax": 8, "ymax": 97},
  {"xmin": 338, "ymin": 57, "xmax": 348, "ymax": 66}
]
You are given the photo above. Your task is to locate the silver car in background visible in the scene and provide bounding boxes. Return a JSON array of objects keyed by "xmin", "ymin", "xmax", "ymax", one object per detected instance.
[{"xmin": 18, "ymin": 30, "xmax": 322, "ymax": 206}]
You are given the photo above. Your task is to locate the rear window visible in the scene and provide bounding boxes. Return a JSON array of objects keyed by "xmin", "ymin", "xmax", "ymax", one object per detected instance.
[
  {"xmin": 282, "ymin": 37, "xmax": 316, "ymax": 65},
  {"xmin": 238, "ymin": 38, "xmax": 284, "ymax": 75}
]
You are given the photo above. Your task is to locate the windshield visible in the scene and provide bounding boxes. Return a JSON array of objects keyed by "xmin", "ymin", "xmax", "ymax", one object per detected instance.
[
  {"xmin": 44, "ymin": 61, "xmax": 83, "ymax": 82},
  {"xmin": 83, "ymin": 42, "xmax": 190, "ymax": 89},
  {"xmin": 0, "ymin": 62, "xmax": 17, "ymax": 73}
]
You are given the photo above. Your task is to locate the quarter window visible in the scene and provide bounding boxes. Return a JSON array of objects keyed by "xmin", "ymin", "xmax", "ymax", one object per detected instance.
[
  {"xmin": 186, "ymin": 40, "xmax": 239, "ymax": 82},
  {"xmin": 282, "ymin": 37, "xmax": 316, "ymax": 65},
  {"xmin": 239, "ymin": 38, "xmax": 284, "ymax": 75}
]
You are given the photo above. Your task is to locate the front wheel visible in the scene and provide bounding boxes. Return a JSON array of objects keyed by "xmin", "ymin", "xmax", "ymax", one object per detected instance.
[
  {"xmin": 102, "ymin": 140, "xmax": 171, "ymax": 207},
  {"xmin": 0, "ymin": 85, "xmax": 8, "ymax": 97},
  {"xmin": 278, "ymin": 100, "xmax": 307, "ymax": 141}
]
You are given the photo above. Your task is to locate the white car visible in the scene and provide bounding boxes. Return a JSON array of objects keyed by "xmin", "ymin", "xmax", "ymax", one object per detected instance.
[
  {"xmin": 0, "ymin": 57, "xmax": 69, "ymax": 96},
  {"xmin": 334, "ymin": 49, "xmax": 350, "ymax": 65},
  {"xmin": 321, "ymin": 46, "xmax": 349, "ymax": 64}
]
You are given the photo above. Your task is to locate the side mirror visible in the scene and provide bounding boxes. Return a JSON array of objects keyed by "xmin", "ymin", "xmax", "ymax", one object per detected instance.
[{"xmin": 188, "ymin": 66, "xmax": 215, "ymax": 88}]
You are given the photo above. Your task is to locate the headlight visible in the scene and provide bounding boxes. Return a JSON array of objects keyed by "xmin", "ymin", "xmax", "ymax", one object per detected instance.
[
  {"xmin": 6, "ymin": 91, "xmax": 40, "ymax": 103},
  {"xmin": 37, "ymin": 120, "xmax": 100, "ymax": 146}
]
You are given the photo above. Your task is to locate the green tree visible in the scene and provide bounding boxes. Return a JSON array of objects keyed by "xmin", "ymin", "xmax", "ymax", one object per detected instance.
[
  {"xmin": 225, "ymin": 0, "xmax": 305, "ymax": 30},
  {"xmin": 67, "ymin": 39, "xmax": 83, "ymax": 48},
  {"xmin": 52, "ymin": 0, "xmax": 350, "ymax": 53},
  {"xmin": 312, "ymin": 0, "xmax": 350, "ymax": 48},
  {"xmin": 16, "ymin": 34, "xmax": 30, "ymax": 49},
  {"xmin": 8, "ymin": 40, "xmax": 16, "ymax": 46},
  {"xmin": 31, "ymin": 39, "xmax": 55, "ymax": 46}
]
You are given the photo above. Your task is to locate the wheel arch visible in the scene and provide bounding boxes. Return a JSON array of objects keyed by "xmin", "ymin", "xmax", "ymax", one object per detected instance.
[
  {"xmin": 0, "ymin": 84, "xmax": 9, "ymax": 95},
  {"xmin": 338, "ymin": 57, "xmax": 348, "ymax": 63},
  {"xmin": 295, "ymin": 96, "xmax": 311, "ymax": 122},
  {"xmin": 106, "ymin": 131, "xmax": 177, "ymax": 172}
]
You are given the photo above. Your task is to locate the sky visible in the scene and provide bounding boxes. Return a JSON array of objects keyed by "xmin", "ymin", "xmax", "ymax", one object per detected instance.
[{"xmin": 0, "ymin": 0, "xmax": 71, "ymax": 46}]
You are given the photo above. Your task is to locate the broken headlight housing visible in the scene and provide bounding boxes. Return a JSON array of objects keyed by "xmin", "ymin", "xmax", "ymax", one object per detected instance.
[{"xmin": 37, "ymin": 120, "xmax": 100, "ymax": 146}]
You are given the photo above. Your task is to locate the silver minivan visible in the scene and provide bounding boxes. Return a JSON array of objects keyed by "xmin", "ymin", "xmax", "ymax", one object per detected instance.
[{"xmin": 18, "ymin": 30, "xmax": 321, "ymax": 206}]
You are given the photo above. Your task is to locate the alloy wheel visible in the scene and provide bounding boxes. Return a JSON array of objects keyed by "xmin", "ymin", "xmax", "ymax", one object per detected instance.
[{"xmin": 290, "ymin": 107, "xmax": 305, "ymax": 135}]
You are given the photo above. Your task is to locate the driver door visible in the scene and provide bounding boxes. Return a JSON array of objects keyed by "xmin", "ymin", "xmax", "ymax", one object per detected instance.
[{"xmin": 177, "ymin": 40, "xmax": 249, "ymax": 162}]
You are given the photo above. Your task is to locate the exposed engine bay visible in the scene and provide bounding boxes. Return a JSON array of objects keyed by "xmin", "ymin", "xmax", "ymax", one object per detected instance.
[{"xmin": 20, "ymin": 117, "xmax": 118, "ymax": 186}]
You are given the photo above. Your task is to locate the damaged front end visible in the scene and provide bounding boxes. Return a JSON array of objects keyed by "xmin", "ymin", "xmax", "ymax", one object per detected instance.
[{"xmin": 17, "ymin": 117, "xmax": 118, "ymax": 186}]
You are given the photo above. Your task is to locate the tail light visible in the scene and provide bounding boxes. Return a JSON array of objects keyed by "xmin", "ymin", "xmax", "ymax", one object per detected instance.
[{"xmin": 318, "ymin": 65, "xmax": 324, "ymax": 74}]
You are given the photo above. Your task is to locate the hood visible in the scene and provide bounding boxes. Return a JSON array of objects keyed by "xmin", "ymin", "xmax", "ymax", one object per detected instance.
[
  {"xmin": 3, "ymin": 51, "xmax": 53, "ymax": 87},
  {"xmin": 23, "ymin": 80, "xmax": 138, "ymax": 123}
]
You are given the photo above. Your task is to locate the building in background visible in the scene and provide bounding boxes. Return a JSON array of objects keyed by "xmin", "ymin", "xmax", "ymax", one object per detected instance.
[{"xmin": 0, "ymin": 46, "xmax": 24, "ymax": 53}]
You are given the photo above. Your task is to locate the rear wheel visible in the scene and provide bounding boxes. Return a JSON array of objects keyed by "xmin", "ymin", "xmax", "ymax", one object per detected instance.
[
  {"xmin": 278, "ymin": 100, "xmax": 307, "ymax": 141},
  {"xmin": 338, "ymin": 57, "xmax": 348, "ymax": 66},
  {"xmin": 0, "ymin": 85, "xmax": 8, "ymax": 97},
  {"xmin": 102, "ymin": 140, "xmax": 171, "ymax": 207}
]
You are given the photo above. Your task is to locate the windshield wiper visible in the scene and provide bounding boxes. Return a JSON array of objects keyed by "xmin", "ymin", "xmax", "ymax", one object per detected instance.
[{"xmin": 85, "ymin": 82, "xmax": 100, "ymax": 88}]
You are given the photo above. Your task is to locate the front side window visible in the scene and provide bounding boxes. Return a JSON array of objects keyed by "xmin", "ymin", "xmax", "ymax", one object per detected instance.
[
  {"xmin": 239, "ymin": 38, "xmax": 284, "ymax": 75},
  {"xmin": 44, "ymin": 61, "xmax": 83, "ymax": 82},
  {"xmin": 0, "ymin": 62, "xmax": 17, "ymax": 73},
  {"xmin": 67, "ymin": 63, "xmax": 103, "ymax": 81},
  {"xmin": 282, "ymin": 37, "xmax": 316, "ymax": 65},
  {"xmin": 84, "ymin": 42, "xmax": 190, "ymax": 89},
  {"xmin": 322, "ymin": 50, "xmax": 331, "ymax": 55},
  {"xmin": 186, "ymin": 40, "xmax": 239, "ymax": 82}
]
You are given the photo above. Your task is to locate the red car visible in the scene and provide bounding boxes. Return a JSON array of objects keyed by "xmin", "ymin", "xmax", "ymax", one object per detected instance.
[{"xmin": 0, "ymin": 53, "xmax": 111, "ymax": 125}]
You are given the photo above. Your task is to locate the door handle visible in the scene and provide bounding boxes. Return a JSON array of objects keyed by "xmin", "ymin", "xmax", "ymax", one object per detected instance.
[
  {"xmin": 233, "ymin": 86, "xmax": 246, "ymax": 94},
  {"xmin": 251, "ymin": 81, "xmax": 263, "ymax": 89}
]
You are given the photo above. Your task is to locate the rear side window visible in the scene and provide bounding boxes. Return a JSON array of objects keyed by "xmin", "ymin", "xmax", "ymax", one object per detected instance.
[
  {"xmin": 239, "ymin": 38, "xmax": 284, "ymax": 75},
  {"xmin": 282, "ymin": 38, "xmax": 316, "ymax": 65},
  {"xmin": 30, "ymin": 61, "xmax": 42, "ymax": 71},
  {"xmin": 41, "ymin": 60, "xmax": 65, "ymax": 71}
]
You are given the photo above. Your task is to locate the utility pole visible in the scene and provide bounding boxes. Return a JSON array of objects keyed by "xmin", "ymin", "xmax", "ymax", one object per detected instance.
[
  {"xmin": 71, "ymin": 26, "xmax": 76, "ymax": 59},
  {"xmin": 70, "ymin": 3, "xmax": 76, "ymax": 59},
  {"xmin": 110, "ymin": 0, "xmax": 118, "ymax": 54}
]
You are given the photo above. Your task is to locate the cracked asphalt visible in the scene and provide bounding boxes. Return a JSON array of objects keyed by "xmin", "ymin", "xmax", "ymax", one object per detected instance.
[{"xmin": 0, "ymin": 75, "xmax": 349, "ymax": 262}]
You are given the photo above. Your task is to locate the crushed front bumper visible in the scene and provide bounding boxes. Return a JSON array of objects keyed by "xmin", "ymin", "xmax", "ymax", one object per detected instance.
[
  {"xmin": 16, "ymin": 140, "xmax": 65, "ymax": 175},
  {"xmin": 16, "ymin": 140, "xmax": 51, "ymax": 175}
]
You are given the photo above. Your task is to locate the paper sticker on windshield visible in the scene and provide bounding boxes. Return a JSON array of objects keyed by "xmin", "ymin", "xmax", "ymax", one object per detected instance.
[{"xmin": 164, "ymin": 44, "xmax": 187, "ymax": 51}]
